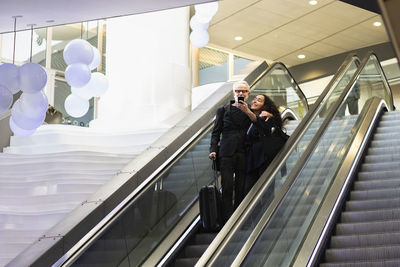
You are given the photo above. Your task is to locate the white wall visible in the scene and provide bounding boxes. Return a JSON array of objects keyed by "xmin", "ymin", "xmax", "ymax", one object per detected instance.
[{"xmin": 92, "ymin": 7, "xmax": 191, "ymax": 131}]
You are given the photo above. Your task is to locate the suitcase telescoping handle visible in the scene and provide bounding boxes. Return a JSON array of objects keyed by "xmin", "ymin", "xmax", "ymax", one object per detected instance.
[{"xmin": 212, "ymin": 159, "xmax": 219, "ymax": 190}]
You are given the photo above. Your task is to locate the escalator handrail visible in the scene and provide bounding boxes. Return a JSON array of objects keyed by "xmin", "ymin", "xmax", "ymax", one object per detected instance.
[
  {"xmin": 232, "ymin": 52, "xmax": 394, "ymax": 266},
  {"xmin": 50, "ymin": 60, "xmax": 309, "ymax": 267},
  {"xmin": 197, "ymin": 53, "xmax": 361, "ymax": 266}
]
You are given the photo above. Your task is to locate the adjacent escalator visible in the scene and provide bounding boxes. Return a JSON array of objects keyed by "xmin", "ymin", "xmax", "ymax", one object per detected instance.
[
  {"xmin": 320, "ymin": 110, "xmax": 400, "ymax": 266},
  {"xmin": 210, "ymin": 52, "xmax": 394, "ymax": 266}
]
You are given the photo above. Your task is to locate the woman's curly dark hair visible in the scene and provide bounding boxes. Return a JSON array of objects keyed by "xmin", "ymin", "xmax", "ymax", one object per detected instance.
[{"xmin": 259, "ymin": 94, "xmax": 282, "ymax": 128}]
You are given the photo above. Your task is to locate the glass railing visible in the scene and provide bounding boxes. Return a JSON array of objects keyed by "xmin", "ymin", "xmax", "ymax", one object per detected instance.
[
  {"xmin": 238, "ymin": 53, "xmax": 393, "ymax": 266},
  {"xmin": 56, "ymin": 61, "xmax": 308, "ymax": 266},
  {"xmin": 70, "ymin": 125, "xmax": 214, "ymax": 266},
  {"xmin": 250, "ymin": 63, "xmax": 308, "ymax": 120}
]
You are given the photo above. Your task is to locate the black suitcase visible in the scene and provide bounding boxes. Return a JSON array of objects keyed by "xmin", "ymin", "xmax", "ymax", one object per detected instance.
[{"xmin": 199, "ymin": 161, "xmax": 222, "ymax": 232}]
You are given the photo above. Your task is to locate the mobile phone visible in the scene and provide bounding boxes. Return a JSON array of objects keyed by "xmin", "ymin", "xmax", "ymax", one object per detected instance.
[{"xmin": 238, "ymin": 96, "xmax": 244, "ymax": 102}]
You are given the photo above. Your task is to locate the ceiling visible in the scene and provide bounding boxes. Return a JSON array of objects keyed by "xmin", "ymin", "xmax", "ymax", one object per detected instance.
[
  {"xmin": 0, "ymin": 0, "xmax": 390, "ymax": 68},
  {"xmin": 0, "ymin": 0, "xmax": 211, "ymax": 33},
  {"xmin": 207, "ymin": 0, "xmax": 389, "ymax": 66}
]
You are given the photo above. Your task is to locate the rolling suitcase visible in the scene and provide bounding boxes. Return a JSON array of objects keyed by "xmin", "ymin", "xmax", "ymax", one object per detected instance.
[{"xmin": 199, "ymin": 160, "xmax": 223, "ymax": 232}]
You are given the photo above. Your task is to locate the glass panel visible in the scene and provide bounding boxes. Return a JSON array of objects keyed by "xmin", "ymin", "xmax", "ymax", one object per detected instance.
[
  {"xmin": 199, "ymin": 47, "xmax": 229, "ymax": 86},
  {"xmin": 234, "ymin": 55, "xmax": 253, "ymax": 75},
  {"xmin": 241, "ymin": 55, "xmax": 391, "ymax": 266},
  {"xmin": 72, "ymin": 130, "xmax": 214, "ymax": 266},
  {"xmin": 210, "ymin": 59, "xmax": 360, "ymax": 267},
  {"xmin": 250, "ymin": 65, "xmax": 308, "ymax": 120},
  {"xmin": 1, "ymin": 30, "xmax": 47, "ymax": 66}
]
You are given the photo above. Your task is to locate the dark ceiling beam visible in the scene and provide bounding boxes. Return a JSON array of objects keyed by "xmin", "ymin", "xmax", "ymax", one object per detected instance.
[{"xmin": 340, "ymin": 0, "xmax": 381, "ymax": 14}]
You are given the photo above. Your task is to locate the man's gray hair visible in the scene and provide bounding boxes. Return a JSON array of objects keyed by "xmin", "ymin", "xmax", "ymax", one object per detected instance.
[{"xmin": 232, "ymin": 80, "xmax": 250, "ymax": 92}]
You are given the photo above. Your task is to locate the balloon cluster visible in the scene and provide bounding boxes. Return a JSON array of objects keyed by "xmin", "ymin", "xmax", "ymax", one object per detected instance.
[
  {"xmin": 0, "ymin": 62, "xmax": 48, "ymax": 137},
  {"xmin": 190, "ymin": 2, "xmax": 219, "ymax": 48},
  {"xmin": 63, "ymin": 39, "xmax": 109, "ymax": 118}
]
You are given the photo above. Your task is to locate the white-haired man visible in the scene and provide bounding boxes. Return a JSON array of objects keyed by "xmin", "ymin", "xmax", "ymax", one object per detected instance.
[{"xmin": 209, "ymin": 80, "xmax": 251, "ymax": 223}]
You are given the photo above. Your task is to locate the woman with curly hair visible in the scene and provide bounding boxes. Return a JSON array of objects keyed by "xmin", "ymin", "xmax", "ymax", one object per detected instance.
[{"xmin": 238, "ymin": 94, "xmax": 286, "ymax": 194}]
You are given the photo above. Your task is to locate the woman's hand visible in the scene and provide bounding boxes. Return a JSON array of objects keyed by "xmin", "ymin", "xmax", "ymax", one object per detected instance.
[{"xmin": 259, "ymin": 111, "xmax": 273, "ymax": 121}]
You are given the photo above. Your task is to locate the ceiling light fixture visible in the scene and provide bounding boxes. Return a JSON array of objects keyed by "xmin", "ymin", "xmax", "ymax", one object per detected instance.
[
  {"xmin": 309, "ymin": 0, "xmax": 318, "ymax": 5},
  {"xmin": 234, "ymin": 36, "xmax": 243, "ymax": 41},
  {"xmin": 373, "ymin": 21, "xmax": 382, "ymax": 27},
  {"xmin": 297, "ymin": 54, "xmax": 306, "ymax": 59}
]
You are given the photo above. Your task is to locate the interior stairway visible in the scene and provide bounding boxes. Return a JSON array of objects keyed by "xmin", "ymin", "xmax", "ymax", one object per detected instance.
[
  {"xmin": 0, "ymin": 124, "xmax": 167, "ymax": 266},
  {"xmin": 321, "ymin": 110, "xmax": 400, "ymax": 266}
]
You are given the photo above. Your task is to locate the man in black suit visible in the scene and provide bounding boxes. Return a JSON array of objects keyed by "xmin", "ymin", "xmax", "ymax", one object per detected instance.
[{"xmin": 209, "ymin": 81, "xmax": 251, "ymax": 223}]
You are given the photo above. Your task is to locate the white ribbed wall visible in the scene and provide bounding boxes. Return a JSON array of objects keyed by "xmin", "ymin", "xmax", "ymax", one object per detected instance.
[{"xmin": 0, "ymin": 124, "xmax": 167, "ymax": 266}]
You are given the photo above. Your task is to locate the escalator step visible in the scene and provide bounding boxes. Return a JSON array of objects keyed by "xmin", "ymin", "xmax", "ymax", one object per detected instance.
[
  {"xmin": 184, "ymin": 244, "xmax": 209, "ymax": 258},
  {"xmin": 358, "ymin": 171, "xmax": 400, "ymax": 181},
  {"xmin": 330, "ymin": 232, "xmax": 400, "ymax": 248},
  {"xmin": 320, "ymin": 258, "xmax": 400, "ymax": 267},
  {"xmin": 353, "ymin": 179, "xmax": 400, "ymax": 191},
  {"xmin": 360, "ymin": 162, "xmax": 400, "ymax": 172},
  {"xmin": 325, "ymin": 245, "xmax": 400, "ymax": 262},
  {"xmin": 345, "ymin": 198, "xmax": 400, "ymax": 211},
  {"xmin": 172, "ymin": 257, "xmax": 198, "ymax": 267},
  {"xmin": 192, "ymin": 233, "xmax": 217, "ymax": 245},
  {"xmin": 336, "ymin": 220, "xmax": 400, "ymax": 235},
  {"xmin": 341, "ymin": 208, "xmax": 400, "ymax": 223},
  {"xmin": 350, "ymin": 188, "xmax": 400, "ymax": 201}
]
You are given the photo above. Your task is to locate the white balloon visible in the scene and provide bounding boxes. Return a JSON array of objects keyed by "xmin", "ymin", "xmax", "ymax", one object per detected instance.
[
  {"xmin": 64, "ymin": 94, "xmax": 89, "ymax": 118},
  {"xmin": 195, "ymin": 13, "xmax": 213, "ymax": 24},
  {"xmin": 0, "ymin": 63, "xmax": 20, "ymax": 94},
  {"xmin": 63, "ymin": 39, "xmax": 94, "ymax": 65},
  {"xmin": 88, "ymin": 46, "xmax": 101, "ymax": 70},
  {"xmin": 19, "ymin": 91, "xmax": 49, "ymax": 116},
  {"xmin": 84, "ymin": 72, "xmax": 109, "ymax": 97},
  {"xmin": 0, "ymin": 85, "xmax": 13, "ymax": 114},
  {"xmin": 9, "ymin": 116, "xmax": 36, "ymax": 137},
  {"xmin": 190, "ymin": 15, "xmax": 209, "ymax": 31},
  {"xmin": 19, "ymin": 62, "xmax": 48, "ymax": 94},
  {"xmin": 195, "ymin": 2, "xmax": 219, "ymax": 18},
  {"xmin": 71, "ymin": 86, "xmax": 93, "ymax": 100},
  {"xmin": 11, "ymin": 100, "xmax": 46, "ymax": 130},
  {"xmin": 190, "ymin": 30, "xmax": 210, "ymax": 48},
  {"xmin": 65, "ymin": 63, "xmax": 91, "ymax": 88}
]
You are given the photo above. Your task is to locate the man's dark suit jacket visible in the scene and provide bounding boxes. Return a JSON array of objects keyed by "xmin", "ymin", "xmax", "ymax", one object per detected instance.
[{"xmin": 210, "ymin": 103, "xmax": 251, "ymax": 157}]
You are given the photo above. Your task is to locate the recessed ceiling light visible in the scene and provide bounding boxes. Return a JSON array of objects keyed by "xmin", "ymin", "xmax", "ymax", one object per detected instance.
[
  {"xmin": 373, "ymin": 21, "xmax": 382, "ymax": 27},
  {"xmin": 298, "ymin": 54, "xmax": 306, "ymax": 59},
  {"xmin": 234, "ymin": 36, "xmax": 243, "ymax": 41},
  {"xmin": 309, "ymin": 0, "xmax": 318, "ymax": 5}
]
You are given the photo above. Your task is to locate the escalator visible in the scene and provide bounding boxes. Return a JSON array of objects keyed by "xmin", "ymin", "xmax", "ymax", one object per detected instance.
[
  {"xmin": 59, "ymin": 62, "xmax": 307, "ymax": 267},
  {"xmin": 8, "ymin": 60, "xmax": 307, "ymax": 266},
  {"xmin": 197, "ymin": 52, "xmax": 394, "ymax": 266},
  {"xmin": 321, "ymin": 110, "xmax": 400, "ymax": 266}
]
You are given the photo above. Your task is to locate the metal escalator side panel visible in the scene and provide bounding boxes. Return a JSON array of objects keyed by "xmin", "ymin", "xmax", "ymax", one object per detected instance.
[
  {"xmin": 197, "ymin": 54, "xmax": 361, "ymax": 267},
  {"xmin": 292, "ymin": 55, "xmax": 395, "ymax": 265}
]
